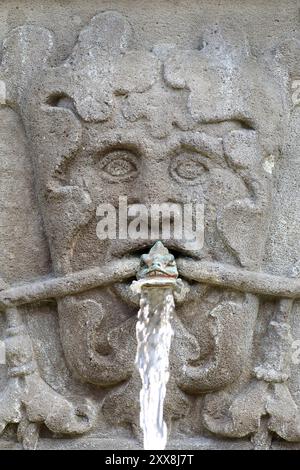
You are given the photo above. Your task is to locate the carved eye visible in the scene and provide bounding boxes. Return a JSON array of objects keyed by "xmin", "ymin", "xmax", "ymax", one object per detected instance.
[
  {"xmin": 170, "ymin": 152, "xmax": 208, "ymax": 185},
  {"xmin": 167, "ymin": 259, "xmax": 176, "ymax": 266},
  {"xmin": 98, "ymin": 150, "xmax": 139, "ymax": 182}
]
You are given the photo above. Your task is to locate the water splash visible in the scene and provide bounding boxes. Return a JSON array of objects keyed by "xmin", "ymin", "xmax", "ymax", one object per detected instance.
[{"xmin": 131, "ymin": 241, "xmax": 182, "ymax": 450}]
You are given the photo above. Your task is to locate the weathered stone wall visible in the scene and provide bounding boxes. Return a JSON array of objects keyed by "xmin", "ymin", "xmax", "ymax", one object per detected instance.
[{"xmin": 0, "ymin": 0, "xmax": 299, "ymax": 450}]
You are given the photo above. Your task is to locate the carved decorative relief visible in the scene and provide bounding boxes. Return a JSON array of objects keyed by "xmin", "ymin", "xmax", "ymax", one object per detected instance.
[{"xmin": 0, "ymin": 9, "xmax": 299, "ymax": 450}]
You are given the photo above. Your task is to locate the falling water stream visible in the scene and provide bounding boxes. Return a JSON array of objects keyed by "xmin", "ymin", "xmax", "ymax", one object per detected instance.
[{"xmin": 131, "ymin": 241, "xmax": 182, "ymax": 450}]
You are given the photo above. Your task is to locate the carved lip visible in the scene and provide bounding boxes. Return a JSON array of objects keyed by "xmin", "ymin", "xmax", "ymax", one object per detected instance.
[
  {"xmin": 113, "ymin": 240, "xmax": 204, "ymax": 261},
  {"xmin": 144, "ymin": 269, "xmax": 178, "ymax": 278}
]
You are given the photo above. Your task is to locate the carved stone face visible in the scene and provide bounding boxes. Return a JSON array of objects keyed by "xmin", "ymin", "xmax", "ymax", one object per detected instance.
[
  {"xmin": 23, "ymin": 12, "xmax": 285, "ymax": 275},
  {"xmin": 10, "ymin": 12, "xmax": 288, "ymax": 432}
]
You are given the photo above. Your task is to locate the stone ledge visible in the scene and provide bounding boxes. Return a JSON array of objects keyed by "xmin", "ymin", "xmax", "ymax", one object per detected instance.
[{"xmin": 1, "ymin": 437, "xmax": 300, "ymax": 450}]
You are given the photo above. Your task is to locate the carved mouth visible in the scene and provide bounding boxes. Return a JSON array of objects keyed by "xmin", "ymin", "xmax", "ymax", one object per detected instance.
[
  {"xmin": 112, "ymin": 243, "xmax": 208, "ymax": 307},
  {"xmin": 111, "ymin": 240, "xmax": 203, "ymax": 261},
  {"xmin": 146, "ymin": 269, "xmax": 177, "ymax": 278}
]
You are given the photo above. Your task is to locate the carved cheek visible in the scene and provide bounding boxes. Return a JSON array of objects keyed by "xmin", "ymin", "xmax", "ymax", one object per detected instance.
[{"xmin": 207, "ymin": 168, "xmax": 249, "ymax": 208}]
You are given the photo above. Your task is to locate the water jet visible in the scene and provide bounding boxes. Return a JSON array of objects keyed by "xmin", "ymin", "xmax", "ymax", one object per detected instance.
[{"xmin": 131, "ymin": 241, "xmax": 184, "ymax": 450}]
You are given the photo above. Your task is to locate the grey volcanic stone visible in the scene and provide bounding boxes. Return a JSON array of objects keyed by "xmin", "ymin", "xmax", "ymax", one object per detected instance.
[{"xmin": 0, "ymin": 0, "xmax": 299, "ymax": 450}]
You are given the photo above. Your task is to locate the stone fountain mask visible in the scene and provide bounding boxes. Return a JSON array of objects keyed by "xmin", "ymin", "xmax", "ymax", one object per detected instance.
[{"xmin": 0, "ymin": 11, "xmax": 294, "ymax": 435}]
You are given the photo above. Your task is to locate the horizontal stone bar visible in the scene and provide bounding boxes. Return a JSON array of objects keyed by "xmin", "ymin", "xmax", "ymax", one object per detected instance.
[
  {"xmin": 1, "ymin": 257, "xmax": 299, "ymax": 311},
  {"xmin": 177, "ymin": 258, "xmax": 300, "ymax": 299},
  {"xmin": 0, "ymin": 258, "xmax": 140, "ymax": 310}
]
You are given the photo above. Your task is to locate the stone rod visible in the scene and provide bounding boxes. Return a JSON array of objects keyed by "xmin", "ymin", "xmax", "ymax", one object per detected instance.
[
  {"xmin": 177, "ymin": 258, "xmax": 300, "ymax": 299},
  {"xmin": 0, "ymin": 258, "xmax": 140, "ymax": 310},
  {"xmin": 0, "ymin": 257, "xmax": 300, "ymax": 311}
]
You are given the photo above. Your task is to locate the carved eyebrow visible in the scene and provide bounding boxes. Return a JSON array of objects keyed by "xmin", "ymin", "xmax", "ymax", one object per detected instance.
[
  {"xmin": 82, "ymin": 130, "xmax": 147, "ymax": 154},
  {"xmin": 89, "ymin": 142, "xmax": 143, "ymax": 158},
  {"xmin": 179, "ymin": 132, "xmax": 224, "ymax": 159},
  {"xmin": 199, "ymin": 118, "xmax": 255, "ymax": 133}
]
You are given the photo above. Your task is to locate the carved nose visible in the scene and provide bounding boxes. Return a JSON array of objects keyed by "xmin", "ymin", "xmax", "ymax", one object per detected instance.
[{"xmin": 138, "ymin": 170, "xmax": 174, "ymax": 205}]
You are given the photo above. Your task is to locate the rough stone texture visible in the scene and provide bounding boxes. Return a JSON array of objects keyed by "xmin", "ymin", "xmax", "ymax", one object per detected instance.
[{"xmin": 0, "ymin": 0, "xmax": 299, "ymax": 450}]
